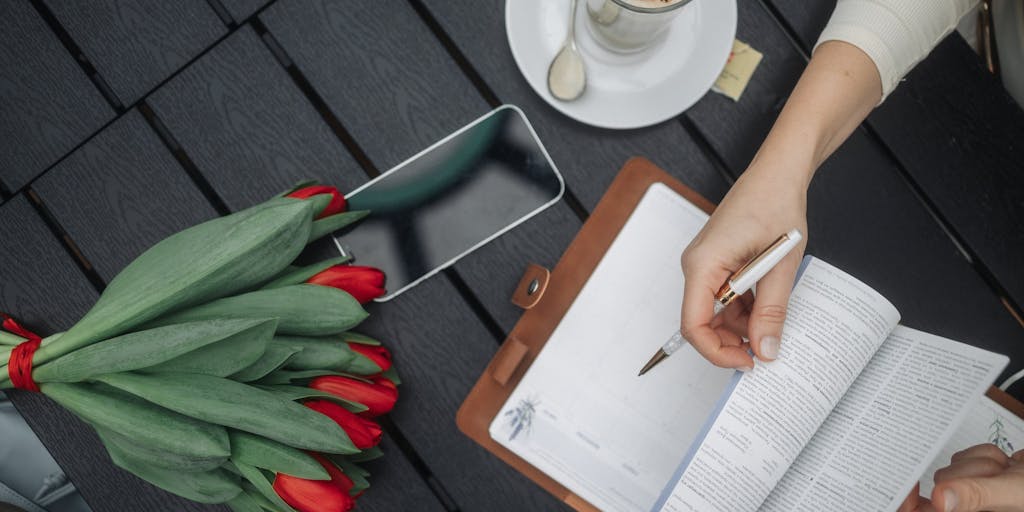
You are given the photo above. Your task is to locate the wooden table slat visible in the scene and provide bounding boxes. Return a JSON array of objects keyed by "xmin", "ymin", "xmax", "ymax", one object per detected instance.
[
  {"xmin": 870, "ymin": 38, "xmax": 1024, "ymax": 312},
  {"xmin": 349, "ymin": 435, "xmax": 448, "ymax": 512},
  {"xmin": 148, "ymin": 25, "xmax": 363, "ymax": 212},
  {"xmin": 216, "ymin": 0, "xmax": 268, "ymax": 25},
  {"xmin": 43, "ymin": 0, "xmax": 227, "ymax": 105},
  {"xmin": 0, "ymin": 1, "xmax": 114, "ymax": 192},
  {"xmin": 32, "ymin": 109, "xmax": 220, "ymax": 283}
]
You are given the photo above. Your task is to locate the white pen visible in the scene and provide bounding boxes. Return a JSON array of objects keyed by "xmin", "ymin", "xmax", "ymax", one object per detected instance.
[{"xmin": 638, "ymin": 228, "xmax": 803, "ymax": 376}]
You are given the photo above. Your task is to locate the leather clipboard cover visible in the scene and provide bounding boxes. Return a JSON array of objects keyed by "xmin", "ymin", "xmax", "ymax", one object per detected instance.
[
  {"xmin": 456, "ymin": 157, "xmax": 715, "ymax": 511},
  {"xmin": 455, "ymin": 157, "xmax": 1024, "ymax": 510}
]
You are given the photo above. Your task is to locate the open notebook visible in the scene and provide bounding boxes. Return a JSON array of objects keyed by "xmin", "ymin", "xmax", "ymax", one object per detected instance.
[{"xmin": 489, "ymin": 183, "xmax": 1009, "ymax": 512}]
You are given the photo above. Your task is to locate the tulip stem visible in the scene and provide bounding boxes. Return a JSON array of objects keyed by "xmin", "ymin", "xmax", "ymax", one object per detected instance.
[{"xmin": 0, "ymin": 331, "xmax": 25, "ymax": 346}]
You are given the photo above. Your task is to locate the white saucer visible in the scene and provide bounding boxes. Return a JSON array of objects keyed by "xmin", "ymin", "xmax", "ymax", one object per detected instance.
[{"xmin": 506, "ymin": 0, "xmax": 737, "ymax": 129}]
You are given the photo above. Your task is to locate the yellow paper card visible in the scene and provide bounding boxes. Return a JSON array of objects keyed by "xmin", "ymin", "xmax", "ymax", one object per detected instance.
[{"xmin": 712, "ymin": 40, "xmax": 763, "ymax": 102}]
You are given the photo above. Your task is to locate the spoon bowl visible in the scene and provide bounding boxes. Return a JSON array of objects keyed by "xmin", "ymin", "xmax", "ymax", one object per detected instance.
[{"xmin": 547, "ymin": 0, "xmax": 587, "ymax": 101}]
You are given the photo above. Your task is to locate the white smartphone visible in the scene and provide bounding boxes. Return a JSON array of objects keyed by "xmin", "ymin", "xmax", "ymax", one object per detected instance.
[{"xmin": 333, "ymin": 105, "xmax": 565, "ymax": 301}]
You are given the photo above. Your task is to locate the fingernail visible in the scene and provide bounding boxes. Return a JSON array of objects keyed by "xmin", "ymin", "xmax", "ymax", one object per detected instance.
[
  {"xmin": 739, "ymin": 366, "xmax": 753, "ymax": 373},
  {"xmin": 760, "ymin": 336, "xmax": 780, "ymax": 359},
  {"xmin": 943, "ymin": 489, "xmax": 957, "ymax": 512}
]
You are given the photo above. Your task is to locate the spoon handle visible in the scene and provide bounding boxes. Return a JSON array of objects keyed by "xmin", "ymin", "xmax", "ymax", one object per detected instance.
[{"xmin": 567, "ymin": 0, "xmax": 578, "ymax": 43}]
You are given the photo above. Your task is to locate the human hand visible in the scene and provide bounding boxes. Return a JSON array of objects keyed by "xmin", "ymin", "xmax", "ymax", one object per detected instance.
[
  {"xmin": 899, "ymin": 443, "xmax": 1024, "ymax": 512},
  {"xmin": 680, "ymin": 161, "xmax": 809, "ymax": 370}
]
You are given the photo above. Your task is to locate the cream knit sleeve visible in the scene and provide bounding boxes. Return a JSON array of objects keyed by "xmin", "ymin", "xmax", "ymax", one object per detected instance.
[{"xmin": 815, "ymin": 0, "xmax": 978, "ymax": 101}]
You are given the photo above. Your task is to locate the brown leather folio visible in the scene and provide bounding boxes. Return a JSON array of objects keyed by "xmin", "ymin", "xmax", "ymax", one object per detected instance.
[
  {"xmin": 456, "ymin": 157, "xmax": 712, "ymax": 511},
  {"xmin": 455, "ymin": 157, "xmax": 1024, "ymax": 511}
]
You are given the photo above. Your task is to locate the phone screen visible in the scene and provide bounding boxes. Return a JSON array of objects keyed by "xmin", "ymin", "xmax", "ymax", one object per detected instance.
[{"xmin": 334, "ymin": 106, "xmax": 564, "ymax": 300}]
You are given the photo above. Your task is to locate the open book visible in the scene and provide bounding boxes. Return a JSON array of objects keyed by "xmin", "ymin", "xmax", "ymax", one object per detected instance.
[{"xmin": 489, "ymin": 183, "xmax": 1009, "ymax": 512}]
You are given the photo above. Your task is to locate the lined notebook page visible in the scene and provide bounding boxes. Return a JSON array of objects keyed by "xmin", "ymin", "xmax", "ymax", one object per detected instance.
[{"xmin": 490, "ymin": 183, "xmax": 736, "ymax": 512}]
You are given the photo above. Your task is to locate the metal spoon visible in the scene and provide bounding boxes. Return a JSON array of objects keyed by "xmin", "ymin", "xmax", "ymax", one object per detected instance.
[{"xmin": 547, "ymin": 0, "xmax": 587, "ymax": 101}]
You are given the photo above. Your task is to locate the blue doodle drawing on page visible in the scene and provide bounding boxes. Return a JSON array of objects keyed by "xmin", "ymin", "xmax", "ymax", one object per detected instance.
[{"xmin": 505, "ymin": 396, "xmax": 539, "ymax": 441}]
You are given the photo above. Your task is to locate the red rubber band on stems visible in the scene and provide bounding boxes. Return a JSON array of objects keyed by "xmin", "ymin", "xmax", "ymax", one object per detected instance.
[{"xmin": 3, "ymin": 313, "xmax": 42, "ymax": 392}]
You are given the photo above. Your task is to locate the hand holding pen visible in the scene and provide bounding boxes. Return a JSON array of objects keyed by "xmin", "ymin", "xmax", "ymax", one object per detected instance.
[{"xmin": 639, "ymin": 229, "xmax": 803, "ymax": 375}]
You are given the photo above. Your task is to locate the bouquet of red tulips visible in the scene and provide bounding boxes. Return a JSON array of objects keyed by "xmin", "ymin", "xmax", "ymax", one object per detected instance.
[{"xmin": 0, "ymin": 184, "xmax": 396, "ymax": 512}]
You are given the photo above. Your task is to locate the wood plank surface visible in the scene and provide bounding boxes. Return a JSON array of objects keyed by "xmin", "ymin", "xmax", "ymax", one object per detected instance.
[
  {"xmin": 260, "ymin": 0, "xmax": 583, "ymax": 335},
  {"xmin": 32, "ymin": 110, "xmax": 219, "ymax": 283},
  {"xmin": 260, "ymin": 0, "xmax": 489, "ymax": 172},
  {"xmin": 148, "ymin": 25, "xmax": 362, "ymax": 212},
  {"xmin": 0, "ymin": 196, "xmax": 97, "ymax": 335},
  {"xmin": 43, "ymin": 0, "xmax": 226, "ymax": 105},
  {"xmin": 352, "ymin": 435, "xmax": 447, "ymax": 512},
  {"xmin": 870, "ymin": 38, "xmax": 1024, "ymax": 312},
  {"xmin": 684, "ymin": 0, "xmax": 1024, "ymax": 376},
  {"xmin": 767, "ymin": 0, "xmax": 1024, "ymax": 314},
  {"xmin": 217, "ymin": 0, "xmax": 268, "ymax": 24},
  {"xmin": 0, "ymin": 1, "xmax": 113, "ymax": 192}
]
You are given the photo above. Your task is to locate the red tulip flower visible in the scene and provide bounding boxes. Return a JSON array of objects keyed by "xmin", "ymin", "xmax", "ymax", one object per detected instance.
[
  {"xmin": 310, "ymin": 375, "xmax": 398, "ymax": 418},
  {"xmin": 347, "ymin": 342, "xmax": 392, "ymax": 373},
  {"xmin": 287, "ymin": 185, "xmax": 347, "ymax": 219},
  {"xmin": 304, "ymin": 400, "xmax": 383, "ymax": 449},
  {"xmin": 307, "ymin": 265, "xmax": 386, "ymax": 304},
  {"xmin": 273, "ymin": 453, "xmax": 355, "ymax": 512}
]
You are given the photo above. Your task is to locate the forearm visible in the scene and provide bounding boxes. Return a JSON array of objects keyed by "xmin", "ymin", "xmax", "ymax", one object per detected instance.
[{"xmin": 748, "ymin": 41, "xmax": 881, "ymax": 189}]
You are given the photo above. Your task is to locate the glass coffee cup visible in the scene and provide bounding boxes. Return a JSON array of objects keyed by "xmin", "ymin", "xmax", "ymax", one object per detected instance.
[{"xmin": 584, "ymin": 0, "xmax": 694, "ymax": 53}]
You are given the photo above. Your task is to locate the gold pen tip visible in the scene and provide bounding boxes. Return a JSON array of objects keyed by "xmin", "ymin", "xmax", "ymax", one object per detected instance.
[{"xmin": 638, "ymin": 349, "xmax": 669, "ymax": 376}]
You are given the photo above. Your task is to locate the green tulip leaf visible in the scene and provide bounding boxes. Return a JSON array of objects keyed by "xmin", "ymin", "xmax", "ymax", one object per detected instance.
[
  {"xmin": 0, "ymin": 331, "xmax": 25, "ymax": 346},
  {"xmin": 230, "ymin": 430, "xmax": 329, "ymax": 481},
  {"xmin": 260, "ymin": 256, "xmax": 351, "ymax": 290},
  {"xmin": 274, "ymin": 180, "xmax": 320, "ymax": 198},
  {"xmin": 258, "ymin": 385, "xmax": 368, "ymax": 413},
  {"xmin": 328, "ymin": 456, "xmax": 370, "ymax": 495},
  {"xmin": 148, "ymin": 285, "xmax": 367, "ymax": 337},
  {"xmin": 44, "ymin": 382, "xmax": 229, "ymax": 462},
  {"xmin": 275, "ymin": 335, "xmax": 381, "ymax": 375},
  {"xmin": 256, "ymin": 369, "xmax": 369, "ymax": 386},
  {"xmin": 99, "ymin": 430, "xmax": 241, "ymax": 504},
  {"xmin": 95, "ymin": 425, "xmax": 226, "ymax": 472},
  {"xmin": 142, "ymin": 319, "xmax": 277, "ymax": 377},
  {"xmin": 33, "ymin": 200, "xmax": 315, "ymax": 365},
  {"xmin": 381, "ymin": 367, "xmax": 401, "ymax": 386},
  {"xmin": 241, "ymin": 485, "xmax": 281, "ymax": 512},
  {"xmin": 308, "ymin": 210, "xmax": 370, "ymax": 244},
  {"xmin": 340, "ymin": 331, "xmax": 381, "ymax": 346},
  {"xmin": 236, "ymin": 462, "xmax": 298, "ymax": 512},
  {"xmin": 231, "ymin": 344, "xmax": 301, "ymax": 382},
  {"xmin": 33, "ymin": 319, "xmax": 277, "ymax": 383},
  {"xmin": 95, "ymin": 372, "xmax": 358, "ymax": 454},
  {"xmin": 276, "ymin": 335, "xmax": 356, "ymax": 371},
  {"xmin": 226, "ymin": 490, "xmax": 265, "ymax": 512},
  {"xmin": 347, "ymin": 446, "xmax": 384, "ymax": 463}
]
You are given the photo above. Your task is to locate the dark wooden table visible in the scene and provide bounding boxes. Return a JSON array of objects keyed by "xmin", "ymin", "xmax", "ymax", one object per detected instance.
[{"xmin": 2, "ymin": 1, "xmax": 1023, "ymax": 510}]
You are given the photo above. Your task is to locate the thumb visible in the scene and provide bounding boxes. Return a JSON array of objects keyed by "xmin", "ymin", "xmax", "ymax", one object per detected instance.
[
  {"xmin": 934, "ymin": 475, "xmax": 1024, "ymax": 511},
  {"xmin": 747, "ymin": 253, "xmax": 801, "ymax": 362}
]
